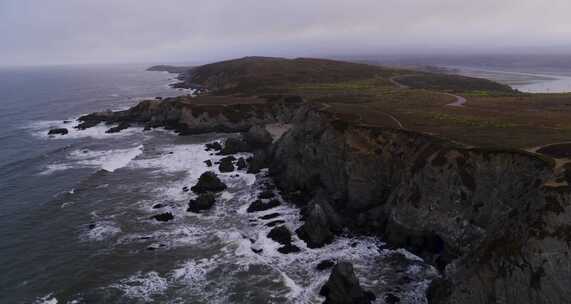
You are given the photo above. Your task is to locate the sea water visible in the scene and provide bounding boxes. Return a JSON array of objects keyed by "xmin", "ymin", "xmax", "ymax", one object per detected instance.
[{"xmin": 0, "ymin": 64, "xmax": 436, "ymax": 303}]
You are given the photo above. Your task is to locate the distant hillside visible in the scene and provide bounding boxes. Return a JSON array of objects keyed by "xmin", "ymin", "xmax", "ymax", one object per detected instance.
[
  {"xmin": 154, "ymin": 56, "xmax": 515, "ymax": 95},
  {"xmin": 185, "ymin": 56, "xmax": 405, "ymax": 94},
  {"xmin": 147, "ymin": 65, "xmax": 193, "ymax": 74},
  {"xmin": 396, "ymin": 73, "xmax": 516, "ymax": 94}
]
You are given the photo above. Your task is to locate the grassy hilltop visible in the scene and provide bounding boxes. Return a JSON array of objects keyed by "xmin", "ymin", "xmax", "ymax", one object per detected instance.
[{"xmin": 161, "ymin": 56, "xmax": 571, "ymax": 149}]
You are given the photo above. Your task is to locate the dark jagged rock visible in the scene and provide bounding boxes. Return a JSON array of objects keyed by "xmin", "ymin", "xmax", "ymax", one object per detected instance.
[
  {"xmin": 296, "ymin": 195, "xmax": 342, "ymax": 248},
  {"xmin": 259, "ymin": 213, "xmax": 281, "ymax": 220},
  {"xmin": 246, "ymin": 199, "xmax": 281, "ymax": 213},
  {"xmin": 204, "ymin": 160, "xmax": 213, "ymax": 167},
  {"xmin": 266, "ymin": 220, "xmax": 286, "ymax": 227},
  {"xmin": 48, "ymin": 128, "xmax": 68, "ymax": 135},
  {"xmin": 236, "ymin": 157, "xmax": 247, "ymax": 170},
  {"xmin": 152, "ymin": 203, "xmax": 166, "ymax": 209},
  {"xmin": 243, "ymin": 125, "xmax": 273, "ymax": 148},
  {"xmin": 384, "ymin": 293, "xmax": 400, "ymax": 304},
  {"xmin": 271, "ymin": 109, "xmax": 568, "ymax": 304},
  {"xmin": 258, "ymin": 190, "xmax": 275, "ymax": 199},
  {"xmin": 191, "ymin": 172, "xmax": 227, "ymax": 194},
  {"xmin": 219, "ymin": 156, "xmax": 235, "ymax": 173},
  {"xmin": 267, "ymin": 226, "xmax": 292, "ymax": 245},
  {"xmin": 277, "ymin": 244, "xmax": 301, "ymax": 254},
  {"xmin": 220, "ymin": 137, "xmax": 251, "ymax": 155},
  {"xmin": 319, "ymin": 262, "xmax": 375, "ymax": 304},
  {"xmin": 316, "ymin": 260, "xmax": 336, "ymax": 271},
  {"xmin": 247, "ymin": 150, "xmax": 270, "ymax": 174},
  {"xmin": 267, "ymin": 226, "xmax": 301, "ymax": 254},
  {"xmin": 106, "ymin": 121, "xmax": 130, "ymax": 134},
  {"xmin": 151, "ymin": 212, "xmax": 174, "ymax": 222},
  {"xmin": 187, "ymin": 192, "xmax": 216, "ymax": 213},
  {"xmin": 63, "ymin": 120, "xmax": 72, "ymax": 124},
  {"xmin": 205, "ymin": 142, "xmax": 222, "ymax": 151}
]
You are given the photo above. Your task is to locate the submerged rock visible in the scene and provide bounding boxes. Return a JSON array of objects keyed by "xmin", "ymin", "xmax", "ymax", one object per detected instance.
[
  {"xmin": 316, "ymin": 260, "xmax": 336, "ymax": 271},
  {"xmin": 204, "ymin": 160, "xmax": 213, "ymax": 167},
  {"xmin": 191, "ymin": 171, "xmax": 227, "ymax": 194},
  {"xmin": 152, "ymin": 203, "xmax": 166, "ymax": 209},
  {"xmin": 205, "ymin": 141, "xmax": 223, "ymax": 151},
  {"xmin": 48, "ymin": 128, "xmax": 68, "ymax": 135},
  {"xmin": 320, "ymin": 262, "xmax": 375, "ymax": 304},
  {"xmin": 219, "ymin": 156, "xmax": 235, "ymax": 173},
  {"xmin": 187, "ymin": 192, "xmax": 216, "ymax": 213},
  {"xmin": 246, "ymin": 199, "xmax": 281, "ymax": 213},
  {"xmin": 151, "ymin": 212, "xmax": 174, "ymax": 222}
]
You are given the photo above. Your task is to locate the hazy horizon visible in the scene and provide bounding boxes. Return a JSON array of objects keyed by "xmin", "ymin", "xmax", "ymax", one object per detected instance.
[{"xmin": 2, "ymin": 0, "xmax": 571, "ymax": 67}]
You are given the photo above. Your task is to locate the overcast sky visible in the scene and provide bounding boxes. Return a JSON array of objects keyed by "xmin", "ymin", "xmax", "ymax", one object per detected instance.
[{"xmin": 1, "ymin": 0, "xmax": 570, "ymax": 66}]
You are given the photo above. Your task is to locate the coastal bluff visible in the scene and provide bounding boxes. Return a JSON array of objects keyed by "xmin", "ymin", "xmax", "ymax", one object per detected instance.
[{"xmin": 77, "ymin": 57, "xmax": 571, "ymax": 303}]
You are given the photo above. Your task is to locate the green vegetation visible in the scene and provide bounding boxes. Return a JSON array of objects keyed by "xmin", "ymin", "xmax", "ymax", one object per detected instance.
[
  {"xmin": 395, "ymin": 73, "xmax": 516, "ymax": 94},
  {"xmin": 167, "ymin": 56, "xmax": 571, "ymax": 149}
]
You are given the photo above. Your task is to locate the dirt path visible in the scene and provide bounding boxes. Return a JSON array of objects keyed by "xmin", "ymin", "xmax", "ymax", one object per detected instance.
[
  {"xmin": 390, "ymin": 75, "xmax": 468, "ymax": 107},
  {"xmin": 389, "ymin": 75, "xmax": 412, "ymax": 89},
  {"xmin": 444, "ymin": 93, "xmax": 467, "ymax": 107}
]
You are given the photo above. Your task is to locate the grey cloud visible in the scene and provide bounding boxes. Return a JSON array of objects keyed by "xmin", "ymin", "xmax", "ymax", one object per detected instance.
[{"xmin": 1, "ymin": 0, "xmax": 570, "ymax": 66}]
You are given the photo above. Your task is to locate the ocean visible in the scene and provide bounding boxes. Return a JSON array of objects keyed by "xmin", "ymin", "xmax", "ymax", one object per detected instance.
[{"xmin": 0, "ymin": 65, "xmax": 436, "ymax": 303}]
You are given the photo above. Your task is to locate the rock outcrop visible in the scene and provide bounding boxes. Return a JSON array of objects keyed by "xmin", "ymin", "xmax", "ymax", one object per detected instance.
[
  {"xmin": 187, "ymin": 192, "xmax": 216, "ymax": 213},
  {"xmin": 191, "ymin": 172, "xmax": 227, "ymax": 194},
  {"xmin": 48, "ymin": 128, "xmax": 68, "ymax": 135},
  {"xmin": 76, "ymin": 97, "xmax": 300, "ymax": 135},
  {"xmin": 320, "ymin": 261, "xmax": 375, "ymax": 304},
  {"xmin": 269, "ymin": 106, "xmax": 570, "ymax": 304}
]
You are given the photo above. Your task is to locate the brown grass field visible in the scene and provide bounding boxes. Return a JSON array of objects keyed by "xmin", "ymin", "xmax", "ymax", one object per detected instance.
[{"xmin": 173, "ymin": 57, "xmax": 571, "ymax": 150}]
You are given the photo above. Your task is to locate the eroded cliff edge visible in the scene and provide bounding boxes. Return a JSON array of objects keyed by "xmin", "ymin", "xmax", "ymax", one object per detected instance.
[
  {"xmin": 269, "ymin": 106, "xmax": 571, "ymax": 304},
  {"xmin": 78, "ymin": 97, "xmax": 571, "ymax": 303}
]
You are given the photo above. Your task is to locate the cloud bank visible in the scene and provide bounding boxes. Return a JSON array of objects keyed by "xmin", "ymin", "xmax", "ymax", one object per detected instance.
[{"xmin": 1, "ymin": 0, "xmax": 570, "ymax": 65}]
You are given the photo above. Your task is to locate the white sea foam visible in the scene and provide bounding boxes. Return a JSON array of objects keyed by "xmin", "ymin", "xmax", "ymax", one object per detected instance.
[
  {"xmin": 171, "ymin": 259, "xmax": 210, "ymax": 284},
  {"xmin": 34, "ymin": 293, "xmax": 58, "ymax": 304},
  {"xmin": 69, "ymin": 145, "xmax": 143, "ymax": 172},
  {"xmin": 28, "ymin": 119, "xmax": 143, "ymax": 140},
  {"xmin": 111, "ymin": 271, "xmax": 168, "ymax": 301},
  {"xmin": 39, "ymin": 163, "xmax": 73, "ymax": 175},
  {"xmin": 85, "ymin": 221, "xmax": 121, "ymax": 241}
]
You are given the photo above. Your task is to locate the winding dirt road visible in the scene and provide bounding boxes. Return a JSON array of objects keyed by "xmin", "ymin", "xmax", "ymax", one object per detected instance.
[{"xmin": 389, "ymin": 75, "xmax": 467, "ymax": 107}]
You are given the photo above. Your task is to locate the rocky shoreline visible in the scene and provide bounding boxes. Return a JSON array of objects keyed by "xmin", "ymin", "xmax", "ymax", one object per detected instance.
[{"xmin": 77, "ymin": 95, "xmax": 571, "ymax": 303}]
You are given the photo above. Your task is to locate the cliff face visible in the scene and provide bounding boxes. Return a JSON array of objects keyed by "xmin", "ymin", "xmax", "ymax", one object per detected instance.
[
  {"xmin": 77, "ymin": 98, "xmax": 301, "ymax": 134},
  {"xmin": 78, "ymin": 96, "xmax": 571, "ymax": 302},
  {"xmin": 270, "ymin": 107, "xmax": 571, "ymax": 303}
]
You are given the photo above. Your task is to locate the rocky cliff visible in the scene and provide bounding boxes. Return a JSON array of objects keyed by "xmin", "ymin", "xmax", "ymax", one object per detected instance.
[
  {"xmin": 269, "ymin": 106, "xmax": 571, "ymax": 303},
  {"xmin": 77, "ymin": 94, "xmax": 571, "ymax": 303},
  {"xmin": 76, "ymin": 97, "xmax": 301, "ymax": 134}
]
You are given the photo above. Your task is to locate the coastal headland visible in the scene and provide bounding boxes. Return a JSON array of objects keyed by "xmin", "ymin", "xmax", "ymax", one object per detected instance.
[{"xmin": 76, "ymin": 57, "xmax": 571, "ymax": 303}]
